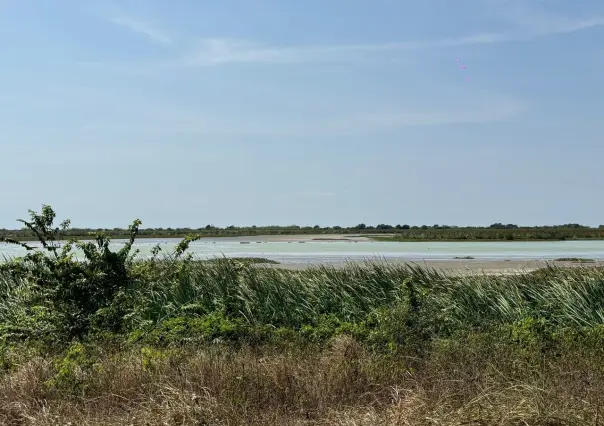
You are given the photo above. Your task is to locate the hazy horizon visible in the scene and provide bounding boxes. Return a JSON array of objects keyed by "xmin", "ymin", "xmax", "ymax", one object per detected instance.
[{"xmin": 2, "ymin": 0, "xmax": 603, "ymax": 228}]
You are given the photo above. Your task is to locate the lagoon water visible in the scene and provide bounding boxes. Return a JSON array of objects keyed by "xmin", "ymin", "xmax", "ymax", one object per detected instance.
[{"xmin": 2, "ymin": 238, "xmax": 604, "ymax": 265}]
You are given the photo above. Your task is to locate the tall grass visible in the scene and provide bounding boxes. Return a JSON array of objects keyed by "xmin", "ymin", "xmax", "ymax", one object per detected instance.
[
  {"xmin": 130, "ymin": 259, "xmax": 604, "ymax": 331},
  {"xmin": 3, "ymin": 256, "xmax": 604, "ymax": 341}
]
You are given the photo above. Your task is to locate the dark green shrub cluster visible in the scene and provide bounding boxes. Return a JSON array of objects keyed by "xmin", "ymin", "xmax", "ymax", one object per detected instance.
[{"xmin": 0, "ymin": 205, "xmax": 200, "ymax": 342}]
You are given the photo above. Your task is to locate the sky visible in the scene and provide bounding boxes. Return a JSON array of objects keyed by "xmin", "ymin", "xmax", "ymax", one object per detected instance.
[{"xmin": 1, "ymin": 0, "xmax": 603, "ymax": 229}]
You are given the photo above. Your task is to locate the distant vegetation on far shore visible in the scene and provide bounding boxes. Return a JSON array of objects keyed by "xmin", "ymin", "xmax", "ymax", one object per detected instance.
[
  {"xmin": 554, "ymin": 257, "xmax": 596, "ymax": 263},
  {"xmin": 2, "ymin": 221, "xmax": 604, "ymax": 242}
]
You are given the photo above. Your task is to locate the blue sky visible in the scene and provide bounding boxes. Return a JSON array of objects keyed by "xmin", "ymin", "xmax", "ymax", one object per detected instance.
[{"xmin": 1, "ymin": 0, "xmax": 603, "ymax": 228}]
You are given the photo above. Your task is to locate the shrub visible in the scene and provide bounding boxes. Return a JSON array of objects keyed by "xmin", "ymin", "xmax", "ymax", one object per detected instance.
[{"xmin": 0, "ymin": 205, "xmax": 200, "ymax": 341}]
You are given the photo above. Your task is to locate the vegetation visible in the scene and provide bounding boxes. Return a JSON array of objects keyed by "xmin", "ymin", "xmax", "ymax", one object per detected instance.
[
  {"xmin": 202, "ymin": 256, "xmax": 279, "ymax": 265},
  {"xmin": 3, "ymin": 218, "xmax": 604, "ymax": 241},
  {"xmin": 554, "ymin": 257, "xmax": 596, "ymax": 263},
  {"xmin": 370, "ymin": 225, "xmax": 604, "ymax": 241},
  {"xmin": 1, "ymin": 206, "xmax": 604, "ymax": 424}
]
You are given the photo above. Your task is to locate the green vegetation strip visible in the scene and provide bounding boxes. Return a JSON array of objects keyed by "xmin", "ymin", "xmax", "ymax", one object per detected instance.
[
  {"xmin": 2, "ymin": 206, "xmax": 604, "ymax": 424},
  {"xmin": 554, "ymin": 257, "xmax": 596, "ymax": 263},
  {"xmin": 202, "ymin": 257, "xmax": 279, "ymax": 265},
  {"xmin": 3, "ymin": 216, "xmax": 604, "ymax": 241}
]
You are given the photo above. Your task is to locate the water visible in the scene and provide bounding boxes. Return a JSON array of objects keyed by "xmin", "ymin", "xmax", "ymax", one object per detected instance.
[{"xmin": 2, "ymin": 238, "xmax": 604, "ymax": 265}]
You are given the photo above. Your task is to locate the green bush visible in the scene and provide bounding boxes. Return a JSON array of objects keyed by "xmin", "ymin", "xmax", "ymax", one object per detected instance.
[
  {"xmin": 0, "ymin": 205, "xmax": 201, "ymax": 341},
  {"xmin": 46, "ymin": 342, "xmax": 102, "ymax": 396}
]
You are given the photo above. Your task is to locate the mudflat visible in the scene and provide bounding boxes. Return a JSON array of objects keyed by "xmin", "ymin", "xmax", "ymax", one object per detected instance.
[
  {"xmin": 259, "ymin": 258, "xmax": 604, "ymax": 275},
  {"xmin": 199, "ymin": 234, "xmax": 374, "ymax": 242}
]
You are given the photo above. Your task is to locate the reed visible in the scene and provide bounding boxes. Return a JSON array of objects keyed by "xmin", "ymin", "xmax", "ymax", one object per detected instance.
[{"xmin": 2, "ymin": 206, "xmax": 604, "ymax": 424}]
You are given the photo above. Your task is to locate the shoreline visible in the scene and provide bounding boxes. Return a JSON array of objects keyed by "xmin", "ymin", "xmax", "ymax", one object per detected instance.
[
  {"xmin": 4, "ymin": 232, "xmax": 604, "ymax": 243},
  {"xmin": 3, "ymin": 234, "xmax": 604, "ymax": 273},
  {"xmin": 259, "ymin": 258, "xmax": 604, "ymax": 274}
]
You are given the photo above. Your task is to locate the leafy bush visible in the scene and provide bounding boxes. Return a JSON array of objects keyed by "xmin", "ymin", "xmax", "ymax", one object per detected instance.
[{"xmin": 0, "ymin": 205, "xmax": 200, "ymax": 341}]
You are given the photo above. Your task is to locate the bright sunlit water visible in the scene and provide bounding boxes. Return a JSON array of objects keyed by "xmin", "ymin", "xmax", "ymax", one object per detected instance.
[{"xmin": 3, "ymin": 238, "xmax": 604, "ymax": 264}]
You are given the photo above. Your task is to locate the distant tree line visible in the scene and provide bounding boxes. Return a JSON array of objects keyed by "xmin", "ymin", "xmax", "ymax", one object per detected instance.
[{"xmin": 1, "ymin": 222, "xmax": 604, "ymax": 241}]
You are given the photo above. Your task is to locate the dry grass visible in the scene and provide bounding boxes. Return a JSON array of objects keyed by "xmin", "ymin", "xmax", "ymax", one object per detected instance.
[{"xmin": 0, "ymin": 336, "xmax": 601, "ymax": 426}]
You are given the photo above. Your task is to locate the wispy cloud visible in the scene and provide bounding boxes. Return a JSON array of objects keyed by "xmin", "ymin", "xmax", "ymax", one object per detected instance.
[
  {"xmin": 9, "ymin": 81, "xmax": 528, "ymax": 138},
  {"xmin": 71, "ymin": 97, "xmax": 529, "ymax": 137},
  {"xmin": 528, "ymin": 16, "xmax": 604, "ymax": 35},
  {"xmin": 79, "ymin": 5, "xmax": 604, "ymax": 72},
  {"xmin": 108, "ymin": 15, "xmax": 172, "ymax": 46},
  {"xmin": 174, "ymin": 13, "xmax": 603, "ymax": 67},
  {"xmin": 497, "ymin": 4, "xmax": 604, "ymax": 37},
  {"xmin": 175, "ymin": 34, "xmax": 506, "ymax": 67},
  {"xmin": 346, "ymin": 101, "xmax": 529, "ymax": 129}
]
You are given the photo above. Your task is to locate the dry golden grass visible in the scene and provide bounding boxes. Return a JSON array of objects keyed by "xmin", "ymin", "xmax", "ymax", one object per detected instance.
[{"xmin": 0, "ymin": 336, "xmax": 601, "ymax": 426}]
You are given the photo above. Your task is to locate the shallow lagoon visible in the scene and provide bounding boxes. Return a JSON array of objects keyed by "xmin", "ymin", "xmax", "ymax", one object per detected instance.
[{"xmin": 2, "ymin": 237, "xmax": 604, "ymax": 265}]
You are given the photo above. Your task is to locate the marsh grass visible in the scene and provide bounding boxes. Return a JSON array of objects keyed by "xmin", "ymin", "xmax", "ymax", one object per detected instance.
[
  {"xmin": 123, "ymin": 259, "xmax": 604, "ymax": 333},
  {"xmin": 2, "ymin": 258, "xmax": 604, "ymax": 424},
  {"xmin": 554, "ymin": 257, "xmax": 596, "ymax": 263},
  {"xmin": 2, "ymin": 206, "xmax": 604, "ymax": 424},
  {"xmin": 202, "ymin": 256, "xmax": 279, "ymax": 265}
]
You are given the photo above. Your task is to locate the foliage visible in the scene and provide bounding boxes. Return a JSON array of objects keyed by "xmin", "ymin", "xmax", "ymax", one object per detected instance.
[
  {"xmin": 46, "ymin": 342, "xmax": 102, "ymax": 396},
  {"xmin": 2, "ymin": 206, "xmax": 604, "ymax": 354},
  {"xmin": 2, "ymin": 207, "xmax": 604, "ymax": 424},
  {"xmin": 4, "ymin": 218, "xmax": 604, "ymax": 241},
  {"xmin": 0, "ymin": 205, "xmax": 201, "ymax": 340}
]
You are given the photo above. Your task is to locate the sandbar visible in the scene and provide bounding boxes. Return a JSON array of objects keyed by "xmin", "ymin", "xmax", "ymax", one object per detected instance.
[{"xmin": 257, "ymin": 258, "xmax": 604, "ymax": 275}]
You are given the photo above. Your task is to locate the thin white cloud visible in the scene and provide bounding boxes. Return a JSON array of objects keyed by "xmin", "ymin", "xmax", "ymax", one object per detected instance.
[
  {"xmin": 500, "ymin": 9, "xmax": 604, "ymax": 37},
  {"xmin": 346, "ymin": 100, "xmax": 529, "ymax": 129},
  {"xmin": 71, "ymin": 97, "xmax": 528, "ymax": 137},
  {"xmin": 109, "ymin": 15, "xmax": 172, "ymax": 46},
  {"xmin": 10, "ymin": 80, "xmax": 529, "ymax": 136},
  {"xmin": 174, "ymin": 13, "xmax": 603, "ymax": 67},
  {"xmin": 175, "ymin": 34, "xmax": 506, "ymax": 67},
  {"xmin": 531, "ymin": 16, "xmax": 604, "ymax": 35},
  {"xmin": 79, "ymin": 7, "xmax": 604, "ymax": 72},
  {"xmin": 77, "ymin": 34, "xmax": 503, "ymax": 72},
  {"xmin": 8, "ymin": 91, "xmax": 528, "ymax": 139}
]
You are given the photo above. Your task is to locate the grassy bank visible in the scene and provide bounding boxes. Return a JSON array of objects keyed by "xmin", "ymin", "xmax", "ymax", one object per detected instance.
[
  {"xmin": 3, "ymin": 218, "xmax": 604, "ymax": 242},
  {"xmin": 202, "ymin": 256, "xmax": 279, "ymax": 265},
  {"xmin": 370, "ymin": 227, "xmax": 604, "ymax": 241},
  {"xmin": 2, "ymin": 334, "xmax": 602, "ymax": 425},
  {"xmin": 554, "ymin": 257, "xmax": 596, "ymax": 263},
  {"xmin": 1, "ymin": 206, "xmax": 604, "ymax": 424}
]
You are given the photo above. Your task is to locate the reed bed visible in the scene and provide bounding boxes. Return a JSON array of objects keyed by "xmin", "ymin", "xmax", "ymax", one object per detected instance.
[{"xmin": 2, "ymin": 205, "xmax": 604, "ymax": 424}]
